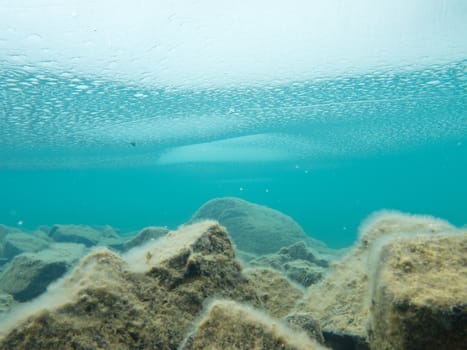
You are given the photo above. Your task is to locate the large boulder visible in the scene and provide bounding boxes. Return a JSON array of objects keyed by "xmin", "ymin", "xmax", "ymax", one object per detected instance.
[
  {"xmin": 190, "ymin": 197, "xmax": 310, "ymax": 255},
  {"xmin": 180, "ymin": 299, "xmax": 327, "ymax": 350},
  {"xmin": 0, "ymin": 221, "xmax": 260, "ymax": 349},
  {"xmin": 0, "ymin": 243, "xmax": 86, "ymax": 302},
  {"xmin": 369, "ymin": 233, "xmax": 467, "ymax": 350},
  {"xmin": 295, "ymin": 210, "xmax": 460, "ymax": 350}
]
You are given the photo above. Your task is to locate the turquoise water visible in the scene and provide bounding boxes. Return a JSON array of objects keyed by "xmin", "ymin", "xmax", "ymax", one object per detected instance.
[{"xmin": 1, "ymin": 61, "xmax": 466, "ymax": 248}]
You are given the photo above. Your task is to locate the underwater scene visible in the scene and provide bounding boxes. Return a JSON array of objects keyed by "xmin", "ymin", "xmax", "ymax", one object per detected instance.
[{"xmin": 0, "ymin": 1, "xmax": 466, "ymax": 349}]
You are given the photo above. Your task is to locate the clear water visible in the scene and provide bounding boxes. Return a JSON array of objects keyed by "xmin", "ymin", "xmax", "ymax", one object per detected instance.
[
  {"xmin": 1, "ymin": 61, "xmax": 466, "ymax": 247},
  {"xmin": 1, "ymin": 1, "xmax": 466, "ymax": 248}
]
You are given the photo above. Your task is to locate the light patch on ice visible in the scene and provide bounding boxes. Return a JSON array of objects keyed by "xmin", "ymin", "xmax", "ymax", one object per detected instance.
[{"xmin": 156, "ymin": 133, "xmax": 315, "ymax": 165}]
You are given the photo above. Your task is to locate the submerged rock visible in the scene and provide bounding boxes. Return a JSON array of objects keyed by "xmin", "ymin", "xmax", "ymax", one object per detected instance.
[
  {"xmin": 190, "ymin": 197, "xmax": 310, "ymax": 255},
  {"xmin": 284, "ymin": 313, "xmax": 325, "ymax": 345},
  {"xmin": 122, "ymin": 226, "xmax": 169, "ymax": 251},
  {"xmin": 0, "ymin": 221, "xmax": 259, "ymax": 349},
  {"xmin": 1, "ymin": 231, "xmax": 50, "ymax": 260},
  {"xmin": 48, "ymin": 224, "xmax": 103, "ymax": 247},
  {"xmin": 94, "ymin": 225, "xmax": 126, "ymax": 250},
  {"xmin": 0, "ymin": 293, "xmax": 17, "ymax": 317},
  {"xmin": 249, "ymin": 241, "xmax": 328, "ymax": 287},
  {"xmin": 244, "ymin": 267, "xmax": 304, "ymax": 318},
  {"xmin": 295, "ymin": 210, "xmax": 461, "ymax": 350},
  {"xmin": 1, "ymin": 211, "xmax": 463, "ymax": 350},
  {"xmin": 0, "ymin": 243, "xmax": 86, "ymax": 302},
  {"xmin": 369, "ymin": 233, "xmax": 467, "ymax": 350},
  {"xmin": 180, "ymin": 299, "xmax": 327, "ymax": 350}
]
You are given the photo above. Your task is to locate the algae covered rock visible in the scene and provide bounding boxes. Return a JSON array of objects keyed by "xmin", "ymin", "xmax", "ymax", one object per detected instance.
[
  {"xmin": 296, "ymin": 245, "xmax": 371, "ymax": 349},
  {"xmin": 358, "ymin": 210, "xmax": 458, "ymax": 248},
  {"xmin": 180, "ymin": 299, "xmax": 328, "ymax": 350},
  {"xmin": 245, "ymin": 267, "xmax": 304, "ymax": 318},
  {"xmin": 369, "ymin": 233, "xmax": 467, "ymax": 350},
  {"xmin": 2, "ymin": 232, "xmax": 50, "ymax": 260},
  {"xmin": 48, "ymin": 224, "xmax": 103, "ymax": 247},
  {"xmin": 122, "ymin": 226, "xmax": 169, "ymax": 251},
  {"xmin": 295, "ymin": 210, "xmax": 459, "ymax": 350},
  {"xmin": 249, "ymin": 241, "xmax": 328, "ymax": 287},
  {"xmin": 284, "ymin": 313, "xmax": 325, "ymax": 345},
  {"xmin": 0, "ymin": 243, "xmax": 86, "ymax": 302},
  {"xmin": 0, "ymin": 293, "xmax": 17, "ymax": 317},
  {"xmin": 0, "ymin": 221, "xmax": 259, "ymax": 349},
  {"xmin": 190, "ymin": 197, "xmax": 309, "ymax": 255}
]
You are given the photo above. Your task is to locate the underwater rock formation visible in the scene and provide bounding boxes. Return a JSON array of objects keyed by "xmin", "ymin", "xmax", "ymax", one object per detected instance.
[
  {"xmin": 122, "ymin": 226, "xmax": 169, "ymax": 251},
  {"xmin": 249, "ymin": 241, "xmax": 329, "ymax": 287},
  {"xmin": 284, "ymin": 313, "xmax": 325, "ymax": 345},
  {"xmin": 1, "ymin": 230, "xmax": 49, "ymax": 260},
  {"xmin": 0, "ymin": 243, "xmax": 86, "ymax": 302},
  {"xmin": 190, "ymin": 197, "xmax": 310, "ymax": 255},
  {"xmin": 0, "ymin": 211, "xmax": 465, "ymax": 350},
  {"xmin": 295, "ymin": 210, "xmax": 461, "ymax": 350},
  {"xmin": 369, "ymin": 233, "xmax": 467, "ymax": 350},
  {"xmin": 180, "ymin": 299, "xmax": 327, "ymax": 350},
  {"xmin": 244, "ymin": 267, "xmax": 304, "ymax": 318},
  {"xmin": 47, "ymin": 224, "xmax": 126, "ymax": 250},
  {"xmin": 0, "ymin": 293, "xmax": 17, "ymax": 317},
  {"xmin": 48, "ymin": 224, "xmax": 103, "ymax": 247},
  {"xmin": 0, "ymin": 221, "xmax": 260, "ymax": 349}
]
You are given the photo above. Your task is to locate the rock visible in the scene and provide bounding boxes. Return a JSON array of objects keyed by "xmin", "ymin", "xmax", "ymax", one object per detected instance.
[
  {"xmin": 122, "ymin": 226, "xmax": 169, "ymax": 251},
  {"xmin": 283, "ymin": 260, "xmax": 326, "ymax": 287},
  {"xmin": 189, "ymin": 197, "xmax": 310, "ymax": 255},
  {"xmin": 0, "ymin": 293, "xmax": 17, "ymax": 317},
  {"xmin": 369, "ymin": 233, "xmax": 467, "ymax": 350},
  {"xmin": 180, "ymin": 299, "xmax": 327, "ymax": 350},
  {"xmin": 249, "ymin": 241, "xmax": 328, "ymax": 287},
  {"xmin": 236, "ymin": 249, "xmax": 259, "ymax": 263},
  {"xmin": 98, "ymin": 236, "xmax": 126, "ymax": 251},
  {"xmin": 295, "ymin": 210, "xmax": 459, "ymax": 350},
  {"xmin": 0, "ymin": 243, "xmax": 86, "ymax": 302},
  {"xmin": 245, "ymin": 268, "xmax": 304, "ymax": 318},
  {"xmin": 99, "ymin": 225, "xmax": 121, "ymax": 238},
  {"xmin": 284, "ymin": 313, "xmax": 325, "ymax": 345},
  {"xmin": 2, "ymin": 232, "xmax": 50, "ymax": 260},
  {"xmin": 296, "ymin": 250, "xmax": 370, "ymax": 349},
  {"xmin": 0, "ymin": 221, "xmax": 260, "ymax": 349},
  {"xmin": 49, "ymin": 224, "xmax": 102, "ymax": 247},
  {"xmin": 358, "ymin": 210, "xmax": 458, "ymax": 248},
  {"xmin": 278, "ymin": 241, "xmax": 329, "ymax": 267}
]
